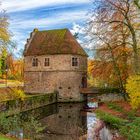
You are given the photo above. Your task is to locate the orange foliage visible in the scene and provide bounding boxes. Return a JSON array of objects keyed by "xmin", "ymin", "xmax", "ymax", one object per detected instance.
[
  {"xmin": 89, "ymin": 46, "xmax": 132, "ymax": 87},
  {"xmin": 6, "ymin": 54, "xmax": 23, "ymax": 80}
]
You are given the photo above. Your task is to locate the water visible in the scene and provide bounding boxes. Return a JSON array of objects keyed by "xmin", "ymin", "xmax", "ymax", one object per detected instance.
[{"xmin": 2, "ymin": 102, "xmax": 114, "ymax": 140}]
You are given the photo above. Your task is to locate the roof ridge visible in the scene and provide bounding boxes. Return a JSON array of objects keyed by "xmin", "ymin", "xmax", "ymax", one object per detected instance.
[{"xmin": 39, "ymin": 28, "xmax": 68, "ymax": 32}]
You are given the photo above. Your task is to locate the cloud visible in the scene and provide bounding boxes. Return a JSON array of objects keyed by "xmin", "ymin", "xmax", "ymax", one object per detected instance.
[
  {"xmin": 9, "ymin": 10, "xmax": 87, "ymax": 30},
  {"xmin": 1, "ymin": 0, "xmax": 92, "ymax": 57},
  {"xmin": 70, "ymin": 22, "xmax": 96, "ymax": 52},
  {"xmin": 1, "ymin": 0, "xmax": 90, "ymax": 13},
  {"xmin": 70, "ymin": 22, "xmax": 85, "ymax": 34}
]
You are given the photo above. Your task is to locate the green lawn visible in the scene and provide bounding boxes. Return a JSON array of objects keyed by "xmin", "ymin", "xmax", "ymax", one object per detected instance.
[{"xmin": 0, "ymin": 135, "xmax": 15, "ymax": 140}]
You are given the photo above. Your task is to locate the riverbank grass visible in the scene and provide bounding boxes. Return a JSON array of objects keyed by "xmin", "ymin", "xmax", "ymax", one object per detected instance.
[{"xmin": 96, "ymin": 101, "xmax": 140, "ymax": 140}]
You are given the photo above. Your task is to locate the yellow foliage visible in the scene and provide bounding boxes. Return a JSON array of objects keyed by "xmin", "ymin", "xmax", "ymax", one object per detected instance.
[
  {"xmin": 88, "ymin": 60, "xmax": 94, "ymax": 74},
  {"xmin": 88, "ymin": 75, "xmax": 95, "ymax": 87},
  {"xmin": 12, "ymin": 89, "xmax": 26, "ymax": 101},
  {"xmin": 126, "ymin": 75, "xmax": 140, "ymax": 109}
]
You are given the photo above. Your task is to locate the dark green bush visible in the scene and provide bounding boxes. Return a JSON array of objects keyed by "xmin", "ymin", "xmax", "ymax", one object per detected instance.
[{"xmin": 99, "ymin": 87, "xmax": 120, "ymax": 94}]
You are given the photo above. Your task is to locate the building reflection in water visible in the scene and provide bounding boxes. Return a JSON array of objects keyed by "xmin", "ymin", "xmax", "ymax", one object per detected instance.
[
  {"xmin": 4, "ymin": 102, "xmax": 113, "ymax": 140},
  {"xmin": 41, "ymin": 103, "xmax": 89, "ymax": 140}
]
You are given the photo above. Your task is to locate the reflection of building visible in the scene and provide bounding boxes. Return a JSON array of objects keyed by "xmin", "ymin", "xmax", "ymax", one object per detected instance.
[
  {"xmin": 41, "ymin": 103, "xmax": 87, "ymax": 140},
  {"xmin": 24, "ymin": 28, "xmax": 88, "ymax": 102}
]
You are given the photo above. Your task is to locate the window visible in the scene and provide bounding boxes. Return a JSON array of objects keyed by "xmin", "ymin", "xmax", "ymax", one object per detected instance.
[
  {"xmin": 44, "ymin": 58, "xmax": 50, "ymax": 66},
  {"xmin": 32, "ymin": 58, "xmax": 38, "ymax": 67},
  {"xmin": 72, "ymin": 57, "xmax": 78, "ymax": 66}
]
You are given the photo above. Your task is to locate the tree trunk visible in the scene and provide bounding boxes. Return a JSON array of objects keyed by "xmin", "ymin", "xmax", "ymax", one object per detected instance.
[
  {"xmin": 125, "ymin": 16, "xmax": 140, "ymax": 74},
  {"xmin": 108, "ymin": 45, "xmax": 127, "ymax": 100}
]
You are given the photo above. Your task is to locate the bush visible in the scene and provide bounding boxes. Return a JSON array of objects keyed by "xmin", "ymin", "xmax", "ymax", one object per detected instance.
[
  {"xmin": 12, "ymin": 89, "xmax": 26, "ymax": 101},
  {"xmin": 120, "ymin": 117, "xmax": 140, "ymax": 140},
  {"xmin": 8, "ymin": 73, "xmax": 23, "ymax": 81},
  {"xmin": 96, "ymin": 110, "xmax": 127, "ymax": 129},
  {"xmin": 126, "ymin": 75, "xmax": 140, "ymax": 109},
  {"xmin": 99, "ymin": 87, "xmax": 120, "ymax": 94}
]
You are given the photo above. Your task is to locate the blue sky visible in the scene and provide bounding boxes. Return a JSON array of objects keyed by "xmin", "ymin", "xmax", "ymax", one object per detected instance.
[{"xmin": 1, "ymin": 0, "xmax": 93, "ymax": 58}]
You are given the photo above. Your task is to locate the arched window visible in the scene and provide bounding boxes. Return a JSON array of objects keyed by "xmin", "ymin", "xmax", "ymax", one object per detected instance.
[{"xmin": 32, "ymin": 58, "xmax": 38, "ymax": 67}]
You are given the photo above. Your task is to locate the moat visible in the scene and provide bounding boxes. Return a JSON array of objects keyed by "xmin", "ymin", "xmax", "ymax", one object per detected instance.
[{"xmin": 1, "ymin": 100, "xmax": 115, "ymax": 140}]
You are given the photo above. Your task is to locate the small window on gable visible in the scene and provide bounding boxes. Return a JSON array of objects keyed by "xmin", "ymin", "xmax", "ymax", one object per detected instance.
[
  {"xmin": 32, "ymin": 58, "xmax": 38, "ymax": 67},
  {"xmin": 72, "ymin": 57, "xmax": 78, "ymax": 66},
  {"xmin": 44, "ymin": 58, "xmax": 50, "ymax": 66}
]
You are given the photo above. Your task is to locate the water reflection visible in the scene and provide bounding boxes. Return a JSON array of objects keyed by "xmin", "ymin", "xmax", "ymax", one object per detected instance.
[
  {"xmin": 41, "ymin": 103, "xmax": 86, "ymax": 140},
  {"xmin": 1, "ymin": 102, "xmax": 114, "ymax": 140}
]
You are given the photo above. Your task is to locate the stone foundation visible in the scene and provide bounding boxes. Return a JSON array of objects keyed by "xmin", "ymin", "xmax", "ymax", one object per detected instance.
[{"xmin": 24, "ymin": 71, "xmax": 86, "ymax": 102}]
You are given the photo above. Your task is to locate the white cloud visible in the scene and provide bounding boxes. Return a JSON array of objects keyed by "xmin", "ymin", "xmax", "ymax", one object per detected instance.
[
  {"xmin": 70, "ymin": 22, "xmax": 85, "ymax": 34},
  {"xmin": 70, "ymin": 23, "xmax": 96, "ymax": 50},
  {"xmin": 1, "ymin": 0, "xmax": 90, "ymax": 12},
  {"xmin": 9, "ymin": 11, "xmax": 87, "ymax": 30}
]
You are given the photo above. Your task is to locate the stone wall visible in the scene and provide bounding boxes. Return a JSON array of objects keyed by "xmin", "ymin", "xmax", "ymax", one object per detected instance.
[
  {"xmin": 24, "ymin": 54, "xmax": 87, "ymax": 102},
  {"xmin": 89, "ymin": 93, "xmax": 124, "ymax": 102},
  {"xmin": 0, "ymin": 93, "xmax": 57, "ymax": 115},
  {"xmin": 24, "ymin": 54, "xmax": 87, "ymax": 72},
  {"xmin": 24, "ymin": 71, "xmax": 85, "ymax": 102}
]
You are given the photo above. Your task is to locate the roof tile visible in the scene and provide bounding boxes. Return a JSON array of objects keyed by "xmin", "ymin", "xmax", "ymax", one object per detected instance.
[{"xmin": 24, "ymin": 28, "xmax": 88, "ymax": 56}]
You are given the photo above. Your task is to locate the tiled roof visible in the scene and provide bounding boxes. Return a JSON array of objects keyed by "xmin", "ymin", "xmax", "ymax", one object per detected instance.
[{"xmin": 24, "ymin": 28, "xmax": 88, "ymax": 56}]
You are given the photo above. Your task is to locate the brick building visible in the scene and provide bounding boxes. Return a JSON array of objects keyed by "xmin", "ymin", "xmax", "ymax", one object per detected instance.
[{"xmin": 23, "ymin": 28, "xmax": 88, "ymax": 102}]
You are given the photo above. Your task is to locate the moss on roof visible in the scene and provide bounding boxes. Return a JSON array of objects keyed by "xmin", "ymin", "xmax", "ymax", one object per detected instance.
[{"xmin": 24, "ymin": 28, "xmax": 88, "ymax": 57}]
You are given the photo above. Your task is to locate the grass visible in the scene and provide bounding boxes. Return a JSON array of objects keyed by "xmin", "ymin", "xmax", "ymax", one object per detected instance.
[
  {"xmin": 0, "ymin": 134, "xmax": 16, "ymax": 140},
  {"xmin": 120, "ymin": 117, "xmax": 140, "ymax": 140},
  {"xmin": 106, "ymin": 102, "xmax": 124, "ymax": 112},
  {"xmin": 96, "ymin": 110, "xmax": 127, "ymax": 129},
  {"xmin": 97, "ymin": 101, "xmax": 140, "ymax": 139},
  {"xmin": 106, "ymin": 102, "xmax": 137, "ymax": 120}
]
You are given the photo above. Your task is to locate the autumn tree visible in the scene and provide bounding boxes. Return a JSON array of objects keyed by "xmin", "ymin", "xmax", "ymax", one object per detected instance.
[
  {"xmin": 88, "ymin": 0, "xmax": 140, "ymax": 74},
  {"xmin": 0, "ymin": 3, "xmax": 17, "ymax": 78},
  {"xmin": 0, "ymin": 4, "xmax": 10, "ymax": 48},
  {"xmin": 6, "ymin": 55, "xmax": 24, "ymax": 81},
  {"xmin": 85, "ymin": 0, "xmax": 140, "ymax": 99},
  {"xmin": 0, "ymin": 48, "xmax": 7, "ymax": 76}
]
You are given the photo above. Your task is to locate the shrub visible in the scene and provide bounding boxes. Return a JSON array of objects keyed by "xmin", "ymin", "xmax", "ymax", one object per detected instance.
[
  {"xmin": 99, "ymin": 87, "xmax": 120, "ymax": 94},
  {"xmin": 126, "ymin": 75, "xmax": 140, "ymax": 109},
  {"xmin": 120, "ymin": 117, "xmax": 140, "ymax": 140},
  {"xmin": 12, "ymin": 89, "xmax": 26, "ymax": 101}
]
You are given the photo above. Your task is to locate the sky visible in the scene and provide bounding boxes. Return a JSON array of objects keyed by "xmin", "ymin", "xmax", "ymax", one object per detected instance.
[{"xmin": 1, "ymin": 0, "xmax": 93, "ymax": 58}]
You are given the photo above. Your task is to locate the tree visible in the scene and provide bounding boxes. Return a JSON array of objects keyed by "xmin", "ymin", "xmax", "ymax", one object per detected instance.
[
  {"xmin": 91, "ymin": 46, "xmax": 132, "ymax": 87},
  {"xmin": 86, "ymin": 0, "xmax": 140, "ymax": 99},
  {"xmin": 126, "ymin": 75, "xmax": 140, "ymax": 109},
  {"xmin": 134, "ymin": 0, "xmax": 140, "ymax": 8},
  {"xmin": 0, "ymin": 5, "xmax": 10, "ymax": 48},
  {"xmin": 88, "ymin": 0, "xmax": 140, "ymax": 74},
  {"xmin": 0, "ymin": 3, "xmax": 16, "ymax": 78},
  {"xmin": 0, "ymin": 48, "xmax": 7, "ymax": 77}
]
